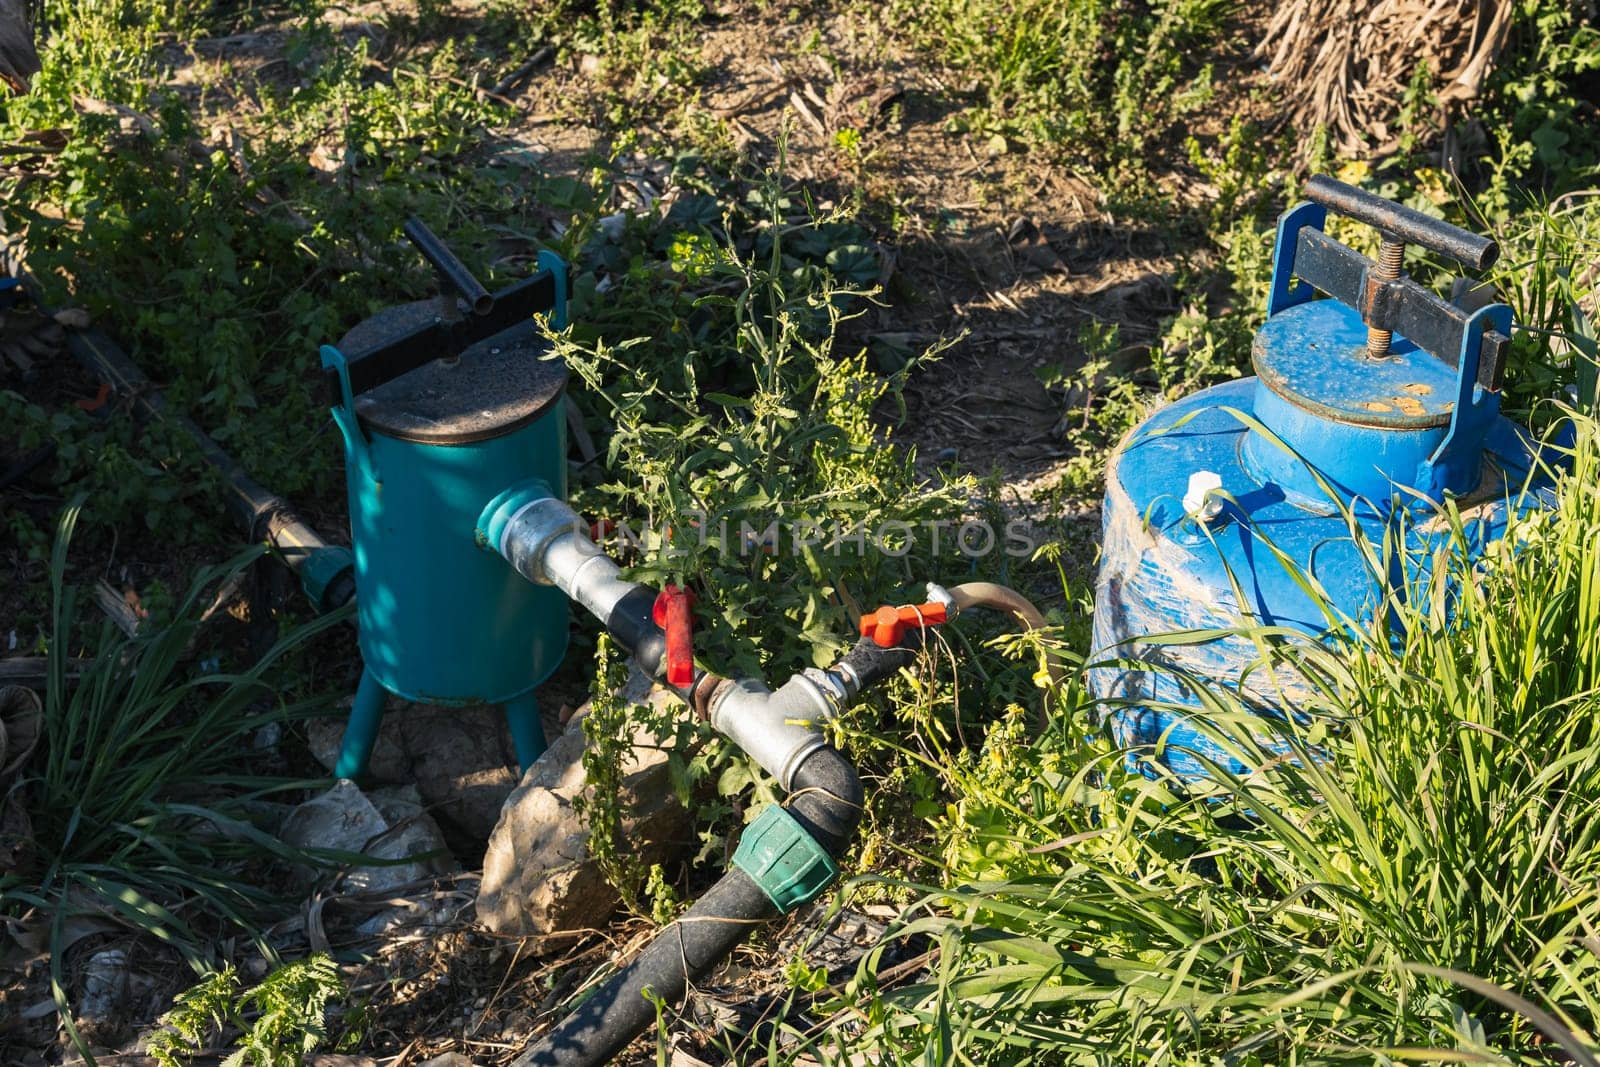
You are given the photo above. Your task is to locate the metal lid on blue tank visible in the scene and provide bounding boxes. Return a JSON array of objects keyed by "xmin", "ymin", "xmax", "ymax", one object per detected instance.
[
  {"xmin": 1253, "ymin": 300, "xmax": 1457, "ymax": 430},
  {"xmin": 338, "ymin": 299, "xmax": 568, "ymax": 446}
]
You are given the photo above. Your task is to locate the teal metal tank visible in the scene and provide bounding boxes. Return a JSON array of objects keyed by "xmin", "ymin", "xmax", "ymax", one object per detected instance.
[{"xmin": 320, "ymin": 234, "xmax": 571, "ymax": 777}]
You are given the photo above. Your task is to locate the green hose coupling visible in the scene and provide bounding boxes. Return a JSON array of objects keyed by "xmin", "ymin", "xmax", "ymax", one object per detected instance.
[
  {"xmin": 297, "ymin": 544, "xmax": 355, "ymax": 613},
  {"xmin": 732, "ymin": 803, "xmax": 839, "ymax": 912}
]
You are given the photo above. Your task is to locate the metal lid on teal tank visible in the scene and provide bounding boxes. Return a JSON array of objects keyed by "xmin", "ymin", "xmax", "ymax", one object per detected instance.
[
  {"xmin": 339, "ymin": 300, "xmax": 567, "ymax": 447},
  {"xmin": 319, "ymin": 220, "xmax": 572, "ymax": 448}
]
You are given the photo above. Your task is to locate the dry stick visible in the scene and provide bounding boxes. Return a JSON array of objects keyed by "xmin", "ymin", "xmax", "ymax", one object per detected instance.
[
  {"xmin": 93, "ymin": 580, "xmax": 144, "ymax": 639},
  {"xmin": 0, "ymin": 657, "xmax": 87, "ymax": 686},
  {"xmin": 491, "ymin": 46, "xmax": 555, "ymax": 100}
]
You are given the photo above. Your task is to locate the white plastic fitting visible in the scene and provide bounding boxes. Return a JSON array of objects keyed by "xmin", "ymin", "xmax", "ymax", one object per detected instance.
[{"xmin": 1183, "ymin": 470, "xmax": 1225, "ymax": 523}]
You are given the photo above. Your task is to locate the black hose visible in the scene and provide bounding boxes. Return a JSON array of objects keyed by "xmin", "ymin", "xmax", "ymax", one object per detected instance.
[
  {"xmin": 515, "ymin": 869, "xmax": 778, "ymax": 1066},
  {"xmin": 784, "ymin": 745, "xmax": 864, "ymax": 854},
  {"xmin": 517, "ymin": 746, "xmax": 863, "ymax": 1066}
]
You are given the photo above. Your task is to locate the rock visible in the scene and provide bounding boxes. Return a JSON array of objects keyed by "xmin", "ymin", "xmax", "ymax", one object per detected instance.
[
  {"xmin": 74, "ymin": 947, "xmax": 129, "ymax": 1045},
  {"xmin": 307, "ymin": 701, "xmax": 521, "ymax": 842},
  {"xmin": 419, "ymin": 1054, "xmax": 474, "ymax": 1067},
  {"xmin": 0, "ymin": 683, "xmax": 41, "ymax": 785},
  {"xmin": 279, "ymin": 780, "xmax": 457, "ymax": 893},
  {"xmin": 252, "ymin": 721, "xmax": 282, "ymax": 751},
  {"xmin": 353, "ymin": 892, "xmax": 459, "ymax": 939},
  {"xmin": 477, "ymin": 670, "xmax": 690, "ymax": 936}
]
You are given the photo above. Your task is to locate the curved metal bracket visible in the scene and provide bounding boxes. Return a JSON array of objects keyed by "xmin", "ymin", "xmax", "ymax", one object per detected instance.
[{"xmin": 319, "ymin": 343, "xmax": 377, "ymax": 483}]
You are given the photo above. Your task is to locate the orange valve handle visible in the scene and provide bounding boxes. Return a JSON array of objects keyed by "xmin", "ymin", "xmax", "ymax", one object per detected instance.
[
  {"xmin": 860, "ymin": 601, "xmax": 949, "ymax": 647},
  {"xmin": 651, "ymin": 584, "xmax": 697, "ymax": 688}
]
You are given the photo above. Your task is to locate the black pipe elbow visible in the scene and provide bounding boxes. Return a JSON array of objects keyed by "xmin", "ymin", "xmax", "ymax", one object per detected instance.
[
  {"xmin": 785, "ymin": 746, "xmax": 863, "ymax": 857},
  {"xmin": 603, "ymin": 585, "xmax": 668, "ymax": 675}
]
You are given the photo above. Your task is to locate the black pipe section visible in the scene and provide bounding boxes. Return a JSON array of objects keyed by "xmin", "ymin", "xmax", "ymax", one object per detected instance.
[
  {"xmin": 403, "ymin": 218, "xmax": 493, "ymax": 315},
  {"xmin": 517, "ymin": 746, "xmax": 863, "ymax": 1067},
  {"xmin": 17, "ymin": 270, "xmax": 356, "ymax": 613},
  {"xmin": 784, "ymin": 745, "xmax": 865, "ymax": 854},
  {"xmin": 516, "ymin": 868, "xmax": 778, "ymax": 1066},
  {"xmin": 838, "ymin": 636, "xmax": 918, "ymax": 691},
  {"xmin": 64, "ymin": 328, "xmax": 356, "ymax": 610},
  {"xmin": 597, "ymin": 584, "xmax": 712, "ymax": 703}
]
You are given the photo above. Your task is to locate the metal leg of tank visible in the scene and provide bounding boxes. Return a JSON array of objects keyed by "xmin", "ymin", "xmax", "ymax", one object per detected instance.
[
  {"xmin": 502, "ymin": 691, "xmax": 547, "ymax": 773},
  {"xmin": 335, "ymin": 668, "xmax": 389, "ymax": 779}
]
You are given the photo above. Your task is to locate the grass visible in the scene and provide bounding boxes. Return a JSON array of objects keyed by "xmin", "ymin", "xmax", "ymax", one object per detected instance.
[
  {"xmin": 0, "ymin": 499, "xmax": 353, "ymax": 1053},
  {"xmin": 884, "ymin": 0, "xmax": 1235, "ymax": 172}
]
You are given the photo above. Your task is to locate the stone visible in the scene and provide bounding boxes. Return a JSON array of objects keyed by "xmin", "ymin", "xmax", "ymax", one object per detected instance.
[
  {"xmin": 307, "ymin": 701, "xmax": 521, "ymax": 842},
  {"xmin": 74, "ymin": 947, "xmax": 129, "ymax": 1045},
  {"xmin": 279, "ymin": 780, "xmax": 457, "ymax": 893},
  {"xmin": 477, "ymin": 670, "xmax": 690, "ymax": 936}
]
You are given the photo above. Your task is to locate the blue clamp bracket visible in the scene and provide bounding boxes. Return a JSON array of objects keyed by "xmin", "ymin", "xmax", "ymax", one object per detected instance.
[
  {"xmin": 1265, "ymin": 201, "xmax": 1329, "ymax": 319},
  {"xmin": 1417, "ymin": 301, "xmax": 1515, "ymax": 497}
]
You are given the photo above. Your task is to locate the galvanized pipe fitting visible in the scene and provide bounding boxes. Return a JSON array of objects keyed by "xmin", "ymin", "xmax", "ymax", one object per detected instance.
[
  {"xmin": 706, "ymin": 665, "xmax": 861, "ymax": 789},
  {"xmin": 482, "ymin": 487, "xmax": 643, "ymax": 626}
]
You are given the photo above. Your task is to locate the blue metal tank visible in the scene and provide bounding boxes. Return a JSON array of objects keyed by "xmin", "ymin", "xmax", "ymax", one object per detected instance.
[
  {"xmin": 1089, "ymin": 177, "xmax": 1543, "ymax": 781},
  {"xmin": 319, "ymin": 223, "xmax": 571, "ymax": 778}
]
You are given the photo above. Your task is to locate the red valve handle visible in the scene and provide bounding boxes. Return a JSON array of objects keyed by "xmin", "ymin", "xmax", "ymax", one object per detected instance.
[
  {"xmin": 859, "ymin": 601, "xmax": 949, "ymax": 648},
  {"xmin": 651, "ymin": 584, "xmax": 696, "ymax": 688}
]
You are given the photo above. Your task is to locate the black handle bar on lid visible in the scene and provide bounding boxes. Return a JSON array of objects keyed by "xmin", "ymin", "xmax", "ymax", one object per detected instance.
[
  {"xmin": 319, "ymin": 224, "xmax": 567, "ymax": 408},
  {"xmin": 403, "ymin": 217, "xmax": 493, "ymax": 315},
  {"xmin": 1303, "ymin": 175, "xmax": 1498, "ymax": 271},
  {"xmin": 1283, "ymin": 176, "xmax": 1510, "ymax": 385}
]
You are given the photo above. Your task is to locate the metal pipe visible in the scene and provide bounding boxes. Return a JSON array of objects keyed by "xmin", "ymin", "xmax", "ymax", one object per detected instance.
[
  {"xmin": 704, "ymin": 673, "xmax": 841, "ymax": 790},
  {"xmin": 482, "ymin": 488, "xmax": 687, "ymax": 679},
  {"xmin": 403, "ymin": 218, "xmax": 493, "ymax": 316},
  {"xmin": 1303, "ymin": 175, "xmax": 1499, "ymax": 270}
]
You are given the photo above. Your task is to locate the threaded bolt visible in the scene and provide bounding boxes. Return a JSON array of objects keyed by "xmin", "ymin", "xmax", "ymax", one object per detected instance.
[{"xmin": 1366, "ymin": 238, "xmax": 1405, "ymax": 359}]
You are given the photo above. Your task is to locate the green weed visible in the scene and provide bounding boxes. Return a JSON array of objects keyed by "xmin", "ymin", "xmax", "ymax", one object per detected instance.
[
  {"xmin": 148, "ymin": 954, "xmax": 346, "ymax": 1066},
  {"xmin": 887, "ymin": 0, "xmax": 1234, "ymax": 172}
]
